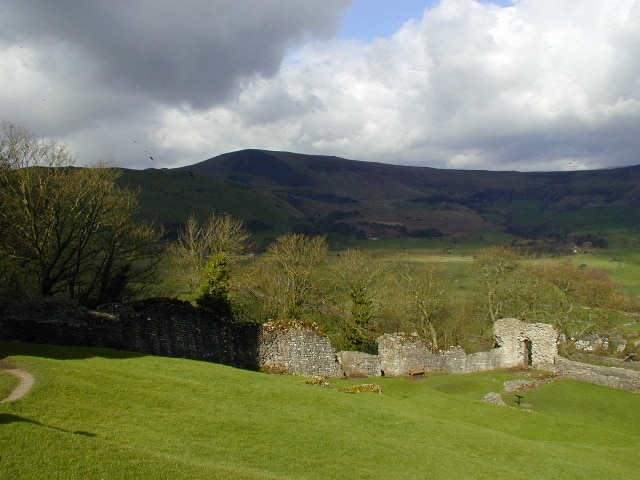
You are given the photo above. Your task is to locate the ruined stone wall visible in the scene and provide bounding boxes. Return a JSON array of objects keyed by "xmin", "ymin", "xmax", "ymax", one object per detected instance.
[
  {"xmin": 0, "ymin": 298, "xmax": 261, "ymax": 370},
  {"xmin": 259, "ymin": 320, "xmax": 344, "ymax": 377},
  {"xmin": 555, "ymin": 358, "xmax": 640, "ymax": 392},
  {"xmin": 376, "ymin": 318, "xmax": 558, "ymax": 376},
  {"xmin": 377, "ymin": 334, "xmax": 502, "ymax": 376},
  {"xmin": 0, "ymin": 299, "xmax": 343, "ymax": 377},
  {"xmin": 336, "ymin": 351, "xmax": 380, "ymax": 377},
  {"xmin": 5, "ymin": 300, "xmax": 636, "ymax": 392},
  {"xmin": 378, "ymin": 333, "xmax": 443, "ymax": 376},
  {"xmin": 0, "ymin": 300, "xmax": 560, "ymax": 379},
  {"xmin": 493, "ymin": 318, "xmax": 559, "ymax": 367},
  {"xmin": 443, "ymin": 349, "xmax": 503, "ymax": 374}
]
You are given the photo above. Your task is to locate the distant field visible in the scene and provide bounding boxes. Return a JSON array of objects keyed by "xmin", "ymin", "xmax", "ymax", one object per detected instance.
[
  {"xmin": 358, "ymin": 233, "xmax": 640, "ymax": 299},
  {"xmin": 568, "ymin": 252, "xmax": 640, "ymax": 297},
  {"xmin": 2, "ymin": 341, "xmax": 640, "ymax": 479},
  {"xmin": 562, "ymin": 232, "xmax": 640, "ymax": 297}
]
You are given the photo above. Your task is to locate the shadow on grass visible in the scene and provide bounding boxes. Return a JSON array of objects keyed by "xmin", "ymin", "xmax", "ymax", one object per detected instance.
[
  {"xmin": 0, "ymin": 340, "xmax": 146, "ymax": 361},
  {"xmin": 0, "ymin": 413, "xmax": 96, "ymax": 437}
]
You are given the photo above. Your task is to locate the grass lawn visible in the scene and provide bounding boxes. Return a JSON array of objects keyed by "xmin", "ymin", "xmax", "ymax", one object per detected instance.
[
  {"xmin": 2, "ymin": 341, "xmax": 640, "ymax": 479},
  {"xmin": 568, "ymin": 249, "xmax": 640, "ymax": 298},
  {"xmin": 0, "ymin": 369, "xmax": 19, "ymax": 399}
]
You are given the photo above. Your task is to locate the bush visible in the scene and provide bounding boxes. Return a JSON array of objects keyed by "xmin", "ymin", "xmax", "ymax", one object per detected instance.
[{"xmin": 195, "ymin": 253, "xmax": 232, "ymax": 317}]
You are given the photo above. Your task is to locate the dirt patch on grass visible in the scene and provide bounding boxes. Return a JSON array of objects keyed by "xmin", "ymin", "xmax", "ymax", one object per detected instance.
[{"xmin": 0, "ymin": 362, "xmax": 35, "ymax": 403}]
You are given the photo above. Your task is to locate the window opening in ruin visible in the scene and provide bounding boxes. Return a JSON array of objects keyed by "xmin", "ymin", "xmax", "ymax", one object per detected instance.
[{"xmin": 522, "ymin": 339, "xmax": 533, "ymax": 366}]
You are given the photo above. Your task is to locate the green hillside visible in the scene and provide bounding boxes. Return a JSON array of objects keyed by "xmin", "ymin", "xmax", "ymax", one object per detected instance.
[
  {"xmin": 117, "ymin": 167, "xmax": 302, "ymax": 241},
  {"xmin": 120, "ymin": 150, "xmax": 640, "ymax": 244},
  {"xmin": 2, "ymin": 341, "xmax": 640, "ymax": 479}
]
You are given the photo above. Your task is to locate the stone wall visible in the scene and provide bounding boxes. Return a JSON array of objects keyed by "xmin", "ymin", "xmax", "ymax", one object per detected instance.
[
  {"xmin": 0, "ymin": 300, "xmax": 559, "ymax": 379},
  {"xmin": 259, "ymin": 320, "xmax": 344, "ymax": 377},
  {"xmin": 375, "ymin": 318, "xmax": 558, "ymax": 377},
  {"xmin": 493, "ymin": 318, "xmax": 559, "ymax": 367},
  {"xmin": 0, "ymin": 298, "xmax": 343, "ymax": 376},
  {"xmin": 0, "ymin": 298, "xmax": 261, "ymax": 369},
  {"xmin": 336, "ymin": 351, "xmax": 380, "ymax": 377},
  {"xmin": 377, "ymin": 334, "xmax": 502, "ymax": 376},
  {"xmin": 555, "ymin": 358, "xmax": 640, "ymax": 392},
  {"xmin": 0, "ymin": 300, "xmax": 559, "ymax": 377},
  {"xmin": 4, "ymin": 301, "xmax": 637, "ymax": 392}
]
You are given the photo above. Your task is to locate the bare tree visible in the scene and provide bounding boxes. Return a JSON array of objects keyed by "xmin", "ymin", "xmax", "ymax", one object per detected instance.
[
  {"xmin": 233, "ymin": 234, "xmax": 327, "ymax": 321},
  {"xmin": 470, "ymin": 246, "xmax": 520, "ymax": 322},
  {"xmin": 0, "ymin": 122, "xmax": 161, "ymax": 306},
  {"xmin": 0, "ymin": 121, "xmax": 71, "ymax": 171},
  {"xmin": 398, "ymin": 263, "xmax": 450, "ymax": 350},
  {"xmin": 171, "ymin": 213, "xmax": 249, "ymax": 290},
  {"xmin": 267, "ymin": 234, "xmax": 327, "ymax": 319}
]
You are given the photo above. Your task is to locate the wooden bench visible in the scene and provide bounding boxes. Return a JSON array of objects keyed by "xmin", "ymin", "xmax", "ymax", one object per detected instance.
[{"xmin": 408, "ymin": 365, "xmax": 427, "ymax": 377}]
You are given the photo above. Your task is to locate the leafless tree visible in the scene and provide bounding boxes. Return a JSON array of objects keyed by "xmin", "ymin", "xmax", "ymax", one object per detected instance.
[{"xmin": 0, "ymin": 122, "xmax": 161, "ymax": 306}]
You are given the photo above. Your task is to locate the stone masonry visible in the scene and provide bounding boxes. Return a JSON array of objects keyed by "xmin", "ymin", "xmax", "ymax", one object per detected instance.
[
  {"xmin": 0, "ymin": 301, "xmax": 557, "ymax": 377},
  {"xmin": 335, "ymin": 351, "xmax": 381, "ymax": 377},
  {"xmin": 375, "ymin": 318, "xmax": 559, "ymax": 377},
  {"xmin": 5, "ymin": 300, "xmax": 638, "ymax": 393},
  {"xmin": 258, "ymin": 320, "xmax": 344, "ymax": 377}
]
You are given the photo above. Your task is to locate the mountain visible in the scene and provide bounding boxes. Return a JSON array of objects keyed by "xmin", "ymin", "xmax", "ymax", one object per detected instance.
[{"xmin": 119, "ymin": 149, "xmax": 640, "ymax": 244}]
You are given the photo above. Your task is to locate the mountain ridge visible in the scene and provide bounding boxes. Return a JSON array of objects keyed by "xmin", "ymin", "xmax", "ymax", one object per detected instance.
[{"xmin": 120, "ymin": 149, "xmax": 640, "ymax": 242}]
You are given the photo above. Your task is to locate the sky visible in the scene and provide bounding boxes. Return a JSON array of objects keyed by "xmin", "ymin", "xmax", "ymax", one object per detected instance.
[{"xmin": 1, "ymin": 0, "xmax": 639, "ymax": 172}]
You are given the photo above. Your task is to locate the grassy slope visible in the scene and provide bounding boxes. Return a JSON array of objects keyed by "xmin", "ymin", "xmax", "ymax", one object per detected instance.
[
  {"xmin": 2, "ymin": 341, "xmax": 639, "ymax": 479},
  {"xmin": 563, "ymin": 232, "xmax": 640, "ymax": 297},
  {"xmin": 0, "ymin": 370, "xmax": 19, "ymax": 399},
  {"xmin": 123, "ymin": 152, "xmax": 640, "ymax": 241},
  {"xmin": 118, "ymin": 168, "xmax": 300, "ymax": 238}
]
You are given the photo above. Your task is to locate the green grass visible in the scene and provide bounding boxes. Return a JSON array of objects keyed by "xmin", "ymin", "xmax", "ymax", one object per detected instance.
[
  {"xmin": 119, "ymin": 168, "xmax": 300, "ymax": 241},
  {"xmin": 505, "ymin": 202, "xmax": 640, "ymax": 235},
  {"xmin": 566, "ymin": 247, "xmax": 640, "ymax": 298},
  {"xmin": 2, "ymin": 341, "xmax": 640, "ymax": 479},
  {"xmin": 0, "ymin": 369, "xmax": 19, "ymax": 399}
]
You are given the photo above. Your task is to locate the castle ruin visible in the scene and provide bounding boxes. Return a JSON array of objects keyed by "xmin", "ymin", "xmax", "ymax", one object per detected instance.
[{"xmin": 0, "ymin": 298, "xmax": 559, "ymax": 378}]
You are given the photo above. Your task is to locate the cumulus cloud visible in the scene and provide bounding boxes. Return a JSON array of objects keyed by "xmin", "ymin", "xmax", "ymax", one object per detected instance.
[
  {"xmin": 155, "ymin": 0, "xmax": 640, "ymax": 171},
  {"xmin": 2, "ymin": 0, "xmax": 640, "ymax": 171}
]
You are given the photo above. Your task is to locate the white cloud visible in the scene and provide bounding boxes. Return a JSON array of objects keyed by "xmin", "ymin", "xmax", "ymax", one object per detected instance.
[{"xmin": 2, "ymin": 0, "xmax": 640, "ymax": 171}]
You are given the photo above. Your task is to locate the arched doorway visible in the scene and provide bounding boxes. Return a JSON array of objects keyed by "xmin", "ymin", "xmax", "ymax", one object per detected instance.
[{"xmin": 522, "ymin": 338, "xmax": 533, "ymax": 366}]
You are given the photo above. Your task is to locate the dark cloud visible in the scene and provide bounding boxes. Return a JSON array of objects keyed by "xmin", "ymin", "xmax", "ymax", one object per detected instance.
[{"xmin": 4, "ymin": 1, "xmax": 351, "ymax": 109}]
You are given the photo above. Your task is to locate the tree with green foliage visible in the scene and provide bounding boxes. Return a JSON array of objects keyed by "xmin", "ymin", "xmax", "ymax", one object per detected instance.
[
  {"xmin": 331, "ymin": 248, "xmax": 379, "ymax": 351},
  {"xmin": 172, "ymin": 213, "xmax": 249, "ymax": 291},
  {"xmin": 0, "ymin": 122, "xmax": 161, "ymax": 306},
  {"xmin": 195, "ymin": 253, "xmax": 232, "ymax": 317}
]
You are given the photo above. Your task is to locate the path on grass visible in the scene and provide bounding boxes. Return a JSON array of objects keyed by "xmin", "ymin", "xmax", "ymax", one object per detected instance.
[{"xmin": 0, "ymin": 362, "xmax": 35, "ymax": 403}]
